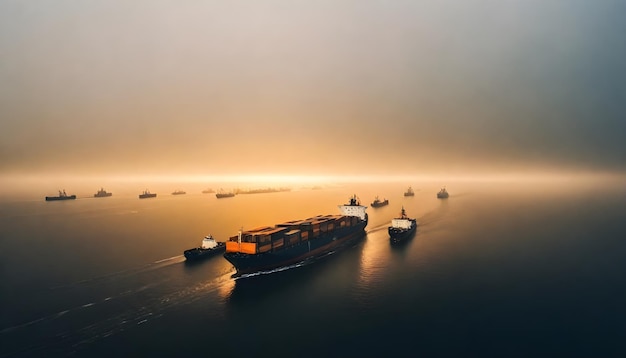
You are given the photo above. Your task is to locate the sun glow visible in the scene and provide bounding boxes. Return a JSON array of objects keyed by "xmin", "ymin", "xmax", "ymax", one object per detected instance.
[{"xmin": 1, "ymin": 171, "xmax": 622, "ymax": 191}]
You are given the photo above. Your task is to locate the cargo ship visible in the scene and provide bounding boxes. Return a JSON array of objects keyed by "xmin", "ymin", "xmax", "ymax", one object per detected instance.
[
  {"xmin": 139, "ymin": 189, "xmax": 157, "ymax": 199},
  {"xmin": 403, "ymin": 186, "xmax": 415, "ymax": 197},
  {"xmin": 184, "ymin": 235, "xmax": 226, "ymax": 261},
  {"xmin": 94, "ymin": 188, "xmax": 112, "ymax": 198},
  {"xmin": 172, "ymin": 189, "xmax": 186, "ymax": 195},
  {"xmin": 437, "ymin": 187, "xmax": 449, "ymax": 199},
  {"xmin": 216, "ymin": 189, "xmax": 235, "ymax": 198},
  {"xmin": 235, "ymin": 187, "xmax": 291, "ymax": 195},
  {"xmin": 202, "ymin": 188, "xmax": 215, "ymax": 194},
  {"xmin": 45, "ymin": 190, "xmax": 76, "ymax": 201},
  {"xmin": 388, "ymin": 206, "xmax": 417, "ymax": 244},
  {"xmin": 223, "ymin": 195, "xmax": 368, "ymax": 276},
  {"xmin": 370, "ymin": 196, "xmax": 389, "ymax": 208}
]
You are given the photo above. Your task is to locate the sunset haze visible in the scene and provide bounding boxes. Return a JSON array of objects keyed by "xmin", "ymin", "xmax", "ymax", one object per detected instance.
[{"xmin": 1, "ymin": 1, "xmax": 625, "ymax": 183}]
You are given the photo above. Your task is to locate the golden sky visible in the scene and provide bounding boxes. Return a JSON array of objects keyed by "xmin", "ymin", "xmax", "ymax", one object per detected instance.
[{"xmin": 1, "ymin": 1, "xmax": 625, "ymax": 181}]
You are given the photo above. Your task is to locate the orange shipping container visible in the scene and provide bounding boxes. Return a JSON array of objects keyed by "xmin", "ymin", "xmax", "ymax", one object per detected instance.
[
  {"xmin": 272, "ymin": 238, "xmax": 284, "ymax": 249},
  {"xmin": 240, "ymin": 242, "xmax": 257, "ymax": 254},
  {"xmin": 226, "ymin": 241, "xmax": 240, "ymax": 253}
]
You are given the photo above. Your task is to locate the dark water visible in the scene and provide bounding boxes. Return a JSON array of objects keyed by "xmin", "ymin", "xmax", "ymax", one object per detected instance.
[{"xmin": 1, "ymin": 180, "xmax": 626, "ymax": 357}]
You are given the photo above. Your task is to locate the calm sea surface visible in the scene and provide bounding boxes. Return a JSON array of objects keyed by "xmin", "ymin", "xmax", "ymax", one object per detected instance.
[{"xmin": 1, "ymin": 180, "xmax": 625, "ymax": 357}]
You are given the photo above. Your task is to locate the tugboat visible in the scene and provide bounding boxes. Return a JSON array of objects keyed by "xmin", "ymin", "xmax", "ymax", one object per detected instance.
[
  {"xmin": 45, "ymin": 190, "xmax": 76, "ymax": 201},
  {"xmin": 223, "ymin": 194, "xmax": 368, "ymax": 276},
  {"xmin": 437, "ymin": 187, "xmax": 449, "ymax": 199},
  {"xmin": 172, "ymin": 189, "xmax": 186, "ymax": 195},
  {"xmin": 216, "ymin": 189, "xmax": 235, "ymax": 198},
  {"xmin": 370, "ymin": 196, "xmax": 389, "ymax": 208},
  {"xmin": 184, "ymin": 235, "xmax": 226, "ymax": 261},
  {"xmin": 388, "ymin": 206, "xmax": 417, "ymax": 244},
  {"xmin": 94, "ymin": 188, "xmax": 112, "ymax": 198},
  {"xmin": 139, "ymin": 189, "xmax": 157, "ymax": 199},
  {"xmin": 403, "ymin": 186, "xmax": 415, "ymax": 197}
]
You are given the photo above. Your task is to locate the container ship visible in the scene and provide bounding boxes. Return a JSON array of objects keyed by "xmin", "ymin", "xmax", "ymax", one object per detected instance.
[
  {"xmin": 223, "ymin": 195, "xmax": 368, "ymax": 275},
  {"xmin": 45, "ymin": 190, "xmax": 76, "ymax": 201}
]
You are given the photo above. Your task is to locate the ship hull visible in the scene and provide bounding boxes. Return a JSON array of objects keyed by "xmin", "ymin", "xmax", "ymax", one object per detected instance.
[
  {"xmin": 45, "ymin": 195, "xmax": 76, "ymax": 201},
  {"xmin": 216, "ymin": 193, "xmax": 235, "ymax": 198},
  {"xmin": 371, "ymin": 201, "xmax": 388, "ymax": 208},
  {"xmin": 224, "ymin": 220, "xmax": 367, "ymax": 275},
  {"xmin": 94, "ymin": 193, "xmax": 112, "ymax": 198},
  {"xmin": 184, "ymin": 243, "xmax": 226, "ymax": 261},
  {"xmin": 139, "ymin": 194, "xmax": 157, "ymax": 199},
  {"xmin": 388, "ymin": 224, "xmax": 416, "ymax": 244}
]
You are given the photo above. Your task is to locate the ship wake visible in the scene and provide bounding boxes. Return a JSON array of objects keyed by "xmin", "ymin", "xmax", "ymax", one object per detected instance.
[
  {"xmin": 1, "ymin": 270, "xmax": 236, "ymax": 357},
  {"xmin": 233, "ymin": 250, "xmax": 339, "ymax": 280}
]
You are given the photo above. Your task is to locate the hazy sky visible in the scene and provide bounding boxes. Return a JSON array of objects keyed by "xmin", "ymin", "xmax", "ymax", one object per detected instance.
[{"xmin": 1, "ymin": 0, "xmax": 625, "ymax": 179}]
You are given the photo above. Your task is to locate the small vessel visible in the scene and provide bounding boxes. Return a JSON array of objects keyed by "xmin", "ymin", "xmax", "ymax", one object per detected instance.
[
  {"xmin": 388, "ymin": 206, "xmax": 417, "ymax": 244},
  {"xmin": 437, "ymin": 187, "xmax": 449, "ymax": 199},
  {"xmin": 223, "ymin": 195, "xmax": 368, "ymax": 276},
  {"xmin": 216, "ymin": 189, "xmax": 235, "ymax": 198},
  {"xmin": 172, "ymin": 190, "xmax": 186, "ymax": 195},
  {"xmin": 184, "ymin": 235, "xmax": 226, "ymax": 261},
  {"xmin": 201, "ymin": 188, "xmax": 215, "ymax": 194},
  {"xmin": 94, "ymin": 187, "xmax": 112, "ymax": 198},
  {"xmin": 139, "ymin": 189, "xmax": 157, "ymax": 199},
  {"xmin": 370, "ymin": 196, "xmax": 389, "ymax": 208},
  {"xmin": 45, "ymin": 190, "xmax": 76, "ymax": 201},
  {"xmin": 403, "ymin": 186, "xmax": 415, "ymax": 197}
]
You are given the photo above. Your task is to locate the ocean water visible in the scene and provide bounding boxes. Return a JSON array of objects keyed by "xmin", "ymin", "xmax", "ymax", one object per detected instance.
[{"xmin": 1, "ymin": 180, "xmax": 625, "ymax": 357}]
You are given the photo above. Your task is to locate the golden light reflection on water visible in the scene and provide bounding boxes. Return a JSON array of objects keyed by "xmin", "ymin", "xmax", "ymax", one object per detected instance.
[
  {"xmin": 217, "ymin": 273, "xmax": 236, "ymax": 301},
  {"xmin": 356, "ymin": 228, "xmax": 391, "ymax": 290}
]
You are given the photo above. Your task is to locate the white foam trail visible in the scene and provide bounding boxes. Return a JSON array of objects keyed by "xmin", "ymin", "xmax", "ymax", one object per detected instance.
[
  {"xmin": 2, "ymin": 265, "xmax": 235, "ymax": 354},
  {"xmin": 233, "ymin": 258, "xmax": 324, "ymax": 280},
  {"xmin": 50, "ymin": 255, "xmax": 183, "ymax": 290},
  {"xmin": 366, "ymin": 225, "xmax": 388, "ymax": 234},
  {"xmin": 154, "ymin": 255, "xmax": 184, "ymax": 264}
]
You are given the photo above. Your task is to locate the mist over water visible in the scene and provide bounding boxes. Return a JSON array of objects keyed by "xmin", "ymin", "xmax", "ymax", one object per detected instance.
[
  {"xmin": 2, "ymin": 1, "xmax": 626, "ymax": 177},
  {"xmin": 1, "ymin": 179, "xmax": 625, "ymax": 357}
]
